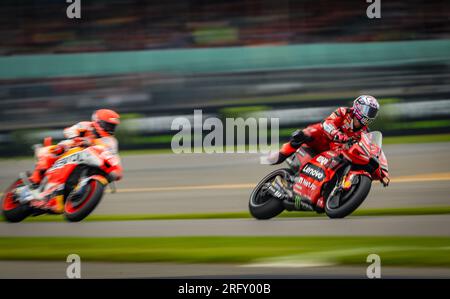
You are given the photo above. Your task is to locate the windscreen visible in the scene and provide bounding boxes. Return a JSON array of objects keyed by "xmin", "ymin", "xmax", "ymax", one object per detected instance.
[{"xmin": 368, "ymin": 131, "xmax": 383, "ymax": 148}]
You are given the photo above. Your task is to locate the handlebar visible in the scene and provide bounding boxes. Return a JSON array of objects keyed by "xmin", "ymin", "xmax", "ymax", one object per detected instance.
[
  {"xmin": 346, "ymin": 138, "xmax": 357, "ymax": 145},
  {"xmin": 333, "ymin": 136, "xmax": 356, "ymax": 145}
]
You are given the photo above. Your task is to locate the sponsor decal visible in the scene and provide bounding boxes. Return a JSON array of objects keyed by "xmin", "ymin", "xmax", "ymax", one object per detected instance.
[
  {"xmin": 267, "ymin": 185, "xmax": 284, "ymax": 199},
  {"xmin": 50, "ymin": 152, "xmax": 84, "ymax": 170},
  {"xmin": 301, "ymin": 164, "xmax": 325, "ymax": 181},
  {"xmin": 294, "ymin": 195, "xmax": 302, "ymax": 209},
  {"xmin": 297, "ymin": 148, "xmax": 306, "ymax": 157},
  {"xmin": 316, "ymin": 156, "xmax": 329, "ymax": 166},
  {"xmin": 297, "ymin": 177, "xmax": 317, "ymax": 191},
  {"xmin": 322, "ymin": 122, "xmax": 336, "ymax": 134}
]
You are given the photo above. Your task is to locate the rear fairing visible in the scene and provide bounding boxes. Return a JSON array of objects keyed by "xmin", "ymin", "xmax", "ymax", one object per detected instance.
[{"xmin": 288, "ymin": 146, "xmax": 316, "ymax": 172}]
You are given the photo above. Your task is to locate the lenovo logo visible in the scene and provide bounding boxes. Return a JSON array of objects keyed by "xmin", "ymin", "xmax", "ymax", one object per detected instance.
[{"xmin": 301, "ymin": 164, "xmax": 325, "ymax": 181}]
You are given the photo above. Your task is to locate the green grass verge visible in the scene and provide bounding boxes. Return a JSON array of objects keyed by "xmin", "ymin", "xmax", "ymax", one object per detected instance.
[
  {"xmin": 1, "ymin": 236, "xmax": 449, "ymax": 267},
  {"xmin": 12, "ymin": 206, "xmax": 450, "ymax": 223}
]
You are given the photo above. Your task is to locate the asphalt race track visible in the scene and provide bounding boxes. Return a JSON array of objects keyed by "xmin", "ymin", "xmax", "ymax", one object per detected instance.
[
  {"xmin": 0, "ymin": 142, "xmax": 449, "ymax": 216},
  {"xmin": 0, "ymin": 215, "xmax": 449, "ymax": 237},
  {"xmin": 1, "ymin": 142, "xmax": 450, "ymax": 278},
  {"xmin": 2, "ymin": 261, "xmax": 450, "ymax": 279}
]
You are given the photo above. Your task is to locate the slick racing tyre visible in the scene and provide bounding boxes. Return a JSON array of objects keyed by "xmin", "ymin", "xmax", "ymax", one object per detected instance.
[
  {"xmin": 325, "ymin": 175, "xmax": 372, "ymax": 219},
  {"xmin": 1, "ymin": 179, "xmax": 32, "ymax": 223},
  {"xmin": 64, "ymin": 179, "xmax": 105, "ymax": 222},
  {"xmin": 249, "ymin": 169, "xmax": 289, "ymax": 220}
]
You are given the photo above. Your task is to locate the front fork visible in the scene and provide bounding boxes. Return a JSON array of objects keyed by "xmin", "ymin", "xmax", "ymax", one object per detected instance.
[
  {"xmin": 327, "ymin": 164, "xmax": 352, "ymax": 208},
  {"xmin": 70, "ymin": 173, "xmax": 110, "ymax": 199}
]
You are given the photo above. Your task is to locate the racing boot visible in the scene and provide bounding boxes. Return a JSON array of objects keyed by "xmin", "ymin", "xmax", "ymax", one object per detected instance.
[
  {"xmin": 14, "ymin": 185, "xmax": 34, "ymax": 204},
  {"xmin": 28, "ymin": 144, "xmax": 64, "ymax": 185},
  {"xmin": 14, "ymin": 171, "xmax": 42, "ymax": 204}
]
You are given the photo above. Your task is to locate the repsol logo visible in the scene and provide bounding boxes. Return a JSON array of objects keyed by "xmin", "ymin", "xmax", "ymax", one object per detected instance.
[
  {"xmin": 301, "ymin": 164, "xmax": 325, "ymax": 181},
  {"xmin": 51, "ymin": 153, "xmax": 83, "ymax": 170}
]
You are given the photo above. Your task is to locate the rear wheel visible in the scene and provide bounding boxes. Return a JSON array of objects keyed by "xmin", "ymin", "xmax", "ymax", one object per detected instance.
[
  {"xmin": 249, "ymin": 169, "xmax": 290, "ymax": 220},
  {"xmin": 325, "ymin": 175, "xmax": 371, "ymax": 219},
  {"xmin": 1, "ymin": 179, "xmax": 32, "ymax": 223},
  {"xmin": 64, "ymin": 180, "xmax": 105, "ymax": 222}
]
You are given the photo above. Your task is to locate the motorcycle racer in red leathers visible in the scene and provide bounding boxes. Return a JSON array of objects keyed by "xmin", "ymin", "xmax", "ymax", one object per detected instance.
[{"xmin": 265, "ymin": 95, "xmax": 390, "ymax": 191}]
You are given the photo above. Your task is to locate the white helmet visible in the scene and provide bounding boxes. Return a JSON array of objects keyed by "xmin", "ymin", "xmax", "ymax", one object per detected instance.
[{"xmin": 353, "ymin": 95, "xmax": 379, "ymax": 125}]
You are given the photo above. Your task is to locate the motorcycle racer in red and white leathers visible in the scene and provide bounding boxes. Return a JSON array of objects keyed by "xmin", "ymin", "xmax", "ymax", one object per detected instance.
[
  {"xmin": 17, "ymin": 109, "xmax": 123, "ymax": 211},
  {"xmin": 266, "ymin": 95, "xmax": 390, "ymax": 188}
]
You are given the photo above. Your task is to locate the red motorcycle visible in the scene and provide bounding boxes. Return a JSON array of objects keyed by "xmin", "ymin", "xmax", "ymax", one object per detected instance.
[
  {"xmin": 249, "ymin": 131, "xmax": 389, "ymax": 219},
  {"xmin": 1, "ymin": 137, "xmax": 122, "ymax": 222}
]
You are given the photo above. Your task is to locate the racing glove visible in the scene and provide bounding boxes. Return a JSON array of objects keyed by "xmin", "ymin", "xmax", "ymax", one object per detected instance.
[
  {"xmin": 333, "ymin": 132, "xmax": 349, "ymax": 143},
  {"xmin": 72, "ymin": 137, "xmax": 92, "ymax": 148},
  {"xmin": 49, "ymin": 144, "xmax": 67, "ymax": 156}
]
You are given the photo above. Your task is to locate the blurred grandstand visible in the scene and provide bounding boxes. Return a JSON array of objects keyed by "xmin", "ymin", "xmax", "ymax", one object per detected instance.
[
  {"xmin": 2, "ymin": 0, "xmax": 449, "ymax": 54},
  {"xmin": 0, "ymin": 0, "xmax": 449, "ymax": 156}
]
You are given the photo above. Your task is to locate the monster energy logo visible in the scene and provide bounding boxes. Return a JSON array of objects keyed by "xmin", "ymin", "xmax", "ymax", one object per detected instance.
[{"xmin": 294, "ymin": 195, "xmax": 302, "ymax": 209}]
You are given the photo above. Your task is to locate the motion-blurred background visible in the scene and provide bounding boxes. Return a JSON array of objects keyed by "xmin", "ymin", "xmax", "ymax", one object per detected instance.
[
  {"xmin": 1, "ymin": 0, "xmax": 449, "ymax": 156},
  {"xmin": 1, "ymin": 0, "xmax": 450, "ymax": 279}
]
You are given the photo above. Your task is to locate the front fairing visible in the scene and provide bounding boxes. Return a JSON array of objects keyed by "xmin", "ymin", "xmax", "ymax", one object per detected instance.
[
  {"xmin": 364, "ymin": 131, "xmax": 388, "ymax": 173},
  {"xmin": 87, "ymin": 140, "xmax": 121, "ymax": 178},
  {"xmin": 345, "ymin": 131, "xmax": 388, "ymax": 180},
  {"xmin": 45, "ymin": 137, "xmax": 121, "ymax": 183}
]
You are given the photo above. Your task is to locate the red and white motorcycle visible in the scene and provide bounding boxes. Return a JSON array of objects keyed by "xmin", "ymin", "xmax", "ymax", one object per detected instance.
[{"xmin": 1, "ymin": 137, "xmax": 122, "ymax": 222}]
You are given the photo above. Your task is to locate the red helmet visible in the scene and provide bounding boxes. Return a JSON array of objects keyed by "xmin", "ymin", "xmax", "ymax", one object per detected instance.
[{"xmin": 92, "ymin": 109, "xmax": 120, "ymax": 137}]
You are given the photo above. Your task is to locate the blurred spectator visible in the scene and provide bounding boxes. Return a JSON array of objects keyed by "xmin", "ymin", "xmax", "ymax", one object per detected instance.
[{"xmin": 0, "ymin": 0, "xmax": 449, "ymax": 55}]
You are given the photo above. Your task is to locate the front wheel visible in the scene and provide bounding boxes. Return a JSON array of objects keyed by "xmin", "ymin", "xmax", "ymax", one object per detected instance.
[
  {"xmin": 1, "ymin": 179, "xmax": 32, "ymax": 223},
  {"xmin": 325, "ymin": 175, "xmax": 372, "ymax": 219},
  {"xmin": 64, "ymin": 179, "xmax": 105, "ymax": 222},
  {"xmin": 249, "ymin": 169, "xmax": 290, "ymax": 220}
]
